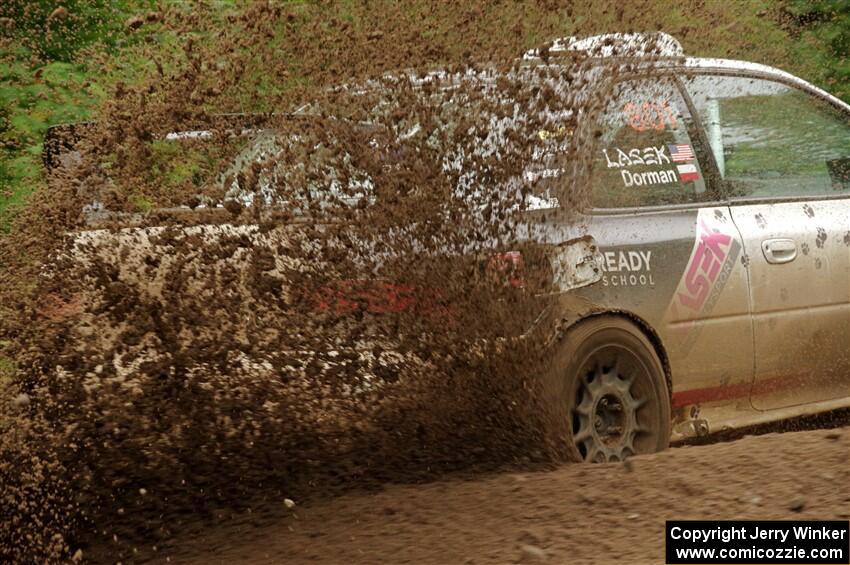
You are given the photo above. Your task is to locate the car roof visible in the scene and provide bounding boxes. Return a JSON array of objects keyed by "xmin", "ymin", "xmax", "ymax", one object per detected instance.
[
  {"xmin": 521, "ymin": 32, "xmax": 848, "ymax": 112},
  {"xmin": 681, "ymin": 57, "xmax": 850, "ymax": 112},
  {"xmin": 522, "ymin": 32, "xmax": 685, "ymax": 59}
]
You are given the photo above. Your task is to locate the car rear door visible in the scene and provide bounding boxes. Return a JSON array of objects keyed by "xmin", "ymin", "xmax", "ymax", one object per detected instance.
[
  {"xmin": 682, "ymin": 71, "xmax": 850, "ymax": 410},
  {"xmin": 576, "ymin": 74, "xmax": 754, "ymax": 424}
]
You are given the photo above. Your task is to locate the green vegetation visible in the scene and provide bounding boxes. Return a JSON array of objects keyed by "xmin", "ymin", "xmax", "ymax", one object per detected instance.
[
  {"xmin": 0, "ymin": 358, "xmax": 12, "ymax": 388},
  {"xmin": 723, "ymin": 90, "xmax": 850, "ymax": 175},
  {"xmin": 0, "ymin": 59, "xmax": 99, "ymax": 225},
  {"xmin": 0, "ymin": 0, "xmax": 154, "ymax": 230},
  {"xmin": 719, "ymin": 88, "xmax": 850, "ymax": 198},
  {"xmin": 784, "ymin": 0, "xmax": 850, "ymax": 102}
]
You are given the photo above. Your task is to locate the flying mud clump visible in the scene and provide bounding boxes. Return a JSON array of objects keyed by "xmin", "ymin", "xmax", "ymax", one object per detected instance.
[{"xmin": 0, "ymin": 3, "xmax": 673, "ymax": 561}]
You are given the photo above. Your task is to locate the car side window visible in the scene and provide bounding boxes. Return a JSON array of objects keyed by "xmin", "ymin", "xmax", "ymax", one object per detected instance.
[
  {"xmin": 590, "ymin": 77, "xmax": 711, "ymax": 208},
  {"xmin": 683, "ymin": 74, "xmax": 850, "ymax": 199}
]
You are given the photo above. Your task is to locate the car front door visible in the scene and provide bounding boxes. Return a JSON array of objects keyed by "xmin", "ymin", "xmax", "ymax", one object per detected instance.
[
  {"xmin": 682, "ymin": 72, "xmax": 850, "ymax": 410},
  {"xmin": 580, "ymin": 74, "xmax": 754, "ymax": 428}
]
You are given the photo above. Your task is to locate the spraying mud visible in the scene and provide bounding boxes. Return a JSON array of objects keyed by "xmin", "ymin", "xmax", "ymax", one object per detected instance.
[{"xmin": 0, "ymin": 2, "xmax": 846, "ymax": 563}]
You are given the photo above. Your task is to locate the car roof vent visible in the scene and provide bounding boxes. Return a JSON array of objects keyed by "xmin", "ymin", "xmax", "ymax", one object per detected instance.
[{"xmin": 523, "ymin": 32, "xmax": 684, "ymax": 60}]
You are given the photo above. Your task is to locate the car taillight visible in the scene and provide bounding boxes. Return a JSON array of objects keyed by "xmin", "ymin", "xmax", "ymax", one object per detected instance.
[
  {"xmin": 487, "ymin": 251, "xmax": 525, "ymax": 288},
  {"xmin": 486, "ymin": 247, "xmax": 555, "ymax": 294}
]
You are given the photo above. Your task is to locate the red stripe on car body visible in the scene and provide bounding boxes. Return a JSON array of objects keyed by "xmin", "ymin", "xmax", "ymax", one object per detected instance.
[{"xmin": 671, "ymin": 373, "xmax": 803, "ymax": 409}]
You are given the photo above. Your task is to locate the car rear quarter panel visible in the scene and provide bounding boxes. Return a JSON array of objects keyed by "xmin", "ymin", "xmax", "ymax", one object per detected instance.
[{"xmin": 561, "ymin": 205, "xmax": 754, "ymax": 419}]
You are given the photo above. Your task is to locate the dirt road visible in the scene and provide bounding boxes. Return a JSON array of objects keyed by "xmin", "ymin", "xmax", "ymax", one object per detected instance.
[{"xmin": 111, "ymin": 426, "xmax": 850, "ymax": 564}]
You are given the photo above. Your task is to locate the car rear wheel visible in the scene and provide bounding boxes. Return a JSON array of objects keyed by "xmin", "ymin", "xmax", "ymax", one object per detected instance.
[{"xmin": 540, "ymin": 316, "xmax": 671, "ymax": 463}]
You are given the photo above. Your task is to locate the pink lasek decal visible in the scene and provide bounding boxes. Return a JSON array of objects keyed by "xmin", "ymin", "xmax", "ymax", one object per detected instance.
[{"xmin": 677, "ymin": 220, "xmax": 732, "ymax": 312}]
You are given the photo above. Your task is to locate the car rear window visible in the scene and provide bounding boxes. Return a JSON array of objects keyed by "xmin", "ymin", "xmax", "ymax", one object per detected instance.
[
  {"xmin": 66, "ymin": 68, "xmax": 588, "ymax": 221},
  {"xmin": 589, "ymin": 77, "xmax": 712, "ymax": 209}
]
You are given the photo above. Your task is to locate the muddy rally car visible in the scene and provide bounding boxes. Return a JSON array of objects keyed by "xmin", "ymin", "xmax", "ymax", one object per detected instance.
[{"xmin": 47, "ymin": 33, "xmax": 850, "ymax": 463}]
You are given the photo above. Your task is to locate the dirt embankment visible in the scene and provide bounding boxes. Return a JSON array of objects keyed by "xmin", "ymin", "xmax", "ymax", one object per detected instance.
[{"xmin": 89, "ymin": 426, "xmax": 849, "ymax": 564}]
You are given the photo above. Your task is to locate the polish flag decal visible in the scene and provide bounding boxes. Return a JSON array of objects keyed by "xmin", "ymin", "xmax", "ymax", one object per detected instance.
[{"xmin": 677, "ymin": 163, "xmax": 700, "ymax": 183}]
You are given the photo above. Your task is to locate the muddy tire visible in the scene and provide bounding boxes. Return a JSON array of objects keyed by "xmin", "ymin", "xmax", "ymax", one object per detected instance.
[{"xmin": 540, "ymin": 316, "xmax": 671, "ymax": 463}]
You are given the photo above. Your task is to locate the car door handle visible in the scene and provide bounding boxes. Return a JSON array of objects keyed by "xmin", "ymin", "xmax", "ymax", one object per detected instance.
[{"xmin": 761, "ymin": 238, "xmax": 797, "ymax": 264}]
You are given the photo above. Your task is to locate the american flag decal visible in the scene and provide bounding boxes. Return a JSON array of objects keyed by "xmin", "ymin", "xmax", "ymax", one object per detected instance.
[{"xmin": 667, "ymin": 144, "xmax": 695, "ymax": 162}]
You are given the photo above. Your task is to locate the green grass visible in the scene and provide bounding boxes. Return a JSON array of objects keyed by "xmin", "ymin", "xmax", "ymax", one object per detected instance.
[
  {"xmin": 0, "ymin": 59, "xmax": 102, "ymax": 230},
  {"xmin": 0, "ymin": 341, "xmax": 14, "ymax": 389},
  {"xmin": 722, "ymin": 90, "xmax": 850, "ymax": 178},
  {"xmin": 0, "ymin": 0, "xmax": 160, "ymax": 231}
]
